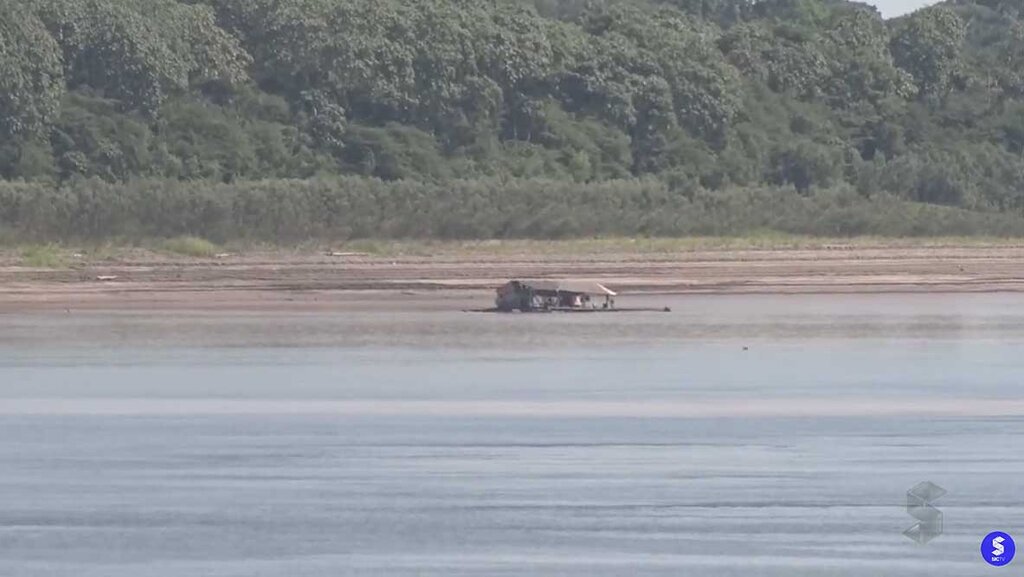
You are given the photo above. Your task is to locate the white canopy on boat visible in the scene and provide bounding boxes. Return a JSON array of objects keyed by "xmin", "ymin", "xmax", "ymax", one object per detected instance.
[{"xmin": 519, "ymin": 280, "xmax": 617, "ymax": 296}]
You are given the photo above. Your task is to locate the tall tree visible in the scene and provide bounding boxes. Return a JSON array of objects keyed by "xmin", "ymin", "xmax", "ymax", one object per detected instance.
[
  {"xmin": 0, "ymin": 0, "xmax": 64, "ymax": 138},
  {"xmin": 889, "ymin": 7, "xmax": 967, "ymax": 101}
]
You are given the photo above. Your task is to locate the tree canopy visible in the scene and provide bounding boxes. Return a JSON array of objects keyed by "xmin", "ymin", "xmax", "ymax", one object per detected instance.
[{"xmin": 0, "ymin": 0, "xmax": 1023, "ymax": 236}]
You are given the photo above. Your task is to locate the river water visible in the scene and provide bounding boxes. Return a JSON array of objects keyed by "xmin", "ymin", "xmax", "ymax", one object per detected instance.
[{"xmin": 1, "ymin": 294, "xmax": 1023, "ymax": 575}]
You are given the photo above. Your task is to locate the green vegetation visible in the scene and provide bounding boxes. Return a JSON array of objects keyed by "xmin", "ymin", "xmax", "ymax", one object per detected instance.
[
  {"xmin": 8, "ymin": 235, "xmax": 1023, "ymax": 266},
  {"xmin": 161, "ymin": 236, "xmax": 220, "ymax": 257},
  {"xmin": 2, "ymin": 178, "xmax": 1023, "ymax": 243},
  {"xmin": 19, "ymin": 244, "xmax": 65, "ymax": 267},
  {"xmin": 0, "ymin": 0, "xmax": 1023, "ymax": 241},
  {"xmin": 324, "ymin": 235, "xmax": 1024, "ymax": 256}
]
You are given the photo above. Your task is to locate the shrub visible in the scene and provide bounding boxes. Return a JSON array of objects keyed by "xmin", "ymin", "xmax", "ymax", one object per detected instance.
[
  {"xmin": 19, "ymin": 243, "xmax": 64, "ymax": 267},
  {"xmin": 161, "ymin": 235, "xmax": 219, "ymax": 257}
]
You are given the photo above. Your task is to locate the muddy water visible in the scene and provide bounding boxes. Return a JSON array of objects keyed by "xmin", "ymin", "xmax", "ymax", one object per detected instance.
[{"xmin": 1, "ymin": 293, "xmax": 1023, "ymax": 576}]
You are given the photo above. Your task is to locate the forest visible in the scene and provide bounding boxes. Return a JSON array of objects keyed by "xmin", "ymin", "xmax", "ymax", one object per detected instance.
[{"xmin": 1, "ymin": 0, "xmax": 1023, "ymax": 241}]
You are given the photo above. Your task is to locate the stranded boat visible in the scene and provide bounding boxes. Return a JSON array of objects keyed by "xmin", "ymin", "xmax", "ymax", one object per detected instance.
[{"xmin": 468, "ymin": 280, "xmax": 670, "ymax": 313}]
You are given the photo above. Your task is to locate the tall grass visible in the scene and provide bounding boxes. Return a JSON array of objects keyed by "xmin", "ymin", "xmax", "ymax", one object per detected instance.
[
  {"xmin": 1, "ymin": 177, "xmax": 1023, "ymax": 243},
  {"xmin": 161, "ymin": 236, "xmax": 219, "ymax": 257},
  {"xmin": 19, "ymin": 244, "xmax": 65, "ymax": 267}
]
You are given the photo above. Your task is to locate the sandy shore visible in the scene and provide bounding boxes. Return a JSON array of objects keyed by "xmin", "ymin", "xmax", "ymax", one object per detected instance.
[{"xmin": 1, "ymin": 243, "xmax": 1023, "ymax": 312}]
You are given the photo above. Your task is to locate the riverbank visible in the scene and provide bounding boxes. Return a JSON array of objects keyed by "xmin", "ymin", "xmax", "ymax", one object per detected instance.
[{"xmin": 1, "ymin": 238, "xmax": 1023, "ymax": 312}]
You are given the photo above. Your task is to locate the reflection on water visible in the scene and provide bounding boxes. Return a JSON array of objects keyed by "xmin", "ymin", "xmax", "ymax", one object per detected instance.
[{"xmin": 1, "ymin": 293, "xmax": 1023, "ymax": 576}]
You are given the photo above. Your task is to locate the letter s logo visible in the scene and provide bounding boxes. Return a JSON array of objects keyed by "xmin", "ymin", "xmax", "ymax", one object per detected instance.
[{"xmin": 993, "ymin": 536, "xmax": 1005, "ymax": 557}]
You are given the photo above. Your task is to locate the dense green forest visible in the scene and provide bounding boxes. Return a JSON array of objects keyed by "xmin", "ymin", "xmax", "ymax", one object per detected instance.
[{"xmin": 1, "ymin": 0, "xmax": 1023, "ymax": 241}]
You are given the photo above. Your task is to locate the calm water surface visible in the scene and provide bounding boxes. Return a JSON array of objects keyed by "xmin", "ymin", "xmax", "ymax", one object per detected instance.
[{"xmin": 1, "ymin": 294, "xmax": 1023, "ymax": 576}]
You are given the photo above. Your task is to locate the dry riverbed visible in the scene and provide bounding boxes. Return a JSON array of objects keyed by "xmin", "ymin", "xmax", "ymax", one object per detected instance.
[{"xmin": 1, "ymin": 240, "xmax": 1024, "ymax": 312}]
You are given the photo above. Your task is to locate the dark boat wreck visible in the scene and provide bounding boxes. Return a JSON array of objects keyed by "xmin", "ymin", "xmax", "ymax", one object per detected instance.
[{"xmin": 468, "ymin": 280, "xmax": 671, "ymax": 313}]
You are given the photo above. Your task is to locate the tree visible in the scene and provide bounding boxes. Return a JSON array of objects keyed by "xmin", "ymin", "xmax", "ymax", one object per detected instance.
[
  {"xmin": 0, "ymin": 0, "xmax": 64, "ymax": 138},
  {"xmin": 35, "ymin": 0, "xmax": 249, "ymax": 114},
  {"xmin": 719, "ymin": 22, "xmax": 828, "ymax": 99},
  {"xmin": 821, "ymin": 7, "xmax": 914, "ymax": 105},
  {"xmin": 889, "ymin": 7, "xmax": 967, "ymax": 101}
]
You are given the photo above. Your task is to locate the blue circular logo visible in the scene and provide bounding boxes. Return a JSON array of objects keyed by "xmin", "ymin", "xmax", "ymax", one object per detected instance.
[{"xmin": 982, "ymin": 532, "xmax": 1015, "ymax": 567}]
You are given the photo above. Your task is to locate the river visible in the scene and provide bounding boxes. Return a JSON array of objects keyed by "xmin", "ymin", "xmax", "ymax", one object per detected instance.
[{"xmin": 1, "ymin": 293, "xmax": 1022, "ymax": 575}]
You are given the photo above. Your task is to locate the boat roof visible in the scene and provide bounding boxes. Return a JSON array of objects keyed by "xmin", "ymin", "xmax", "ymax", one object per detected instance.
[{"xmin": 514, "ymin": 280, "xmax": 617, "ymax": 296}]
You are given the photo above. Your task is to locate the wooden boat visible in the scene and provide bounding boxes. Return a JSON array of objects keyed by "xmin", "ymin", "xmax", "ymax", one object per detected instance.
[{"xmin": 465, "ymin": 280, "xmax": 670, "ymax": 313}]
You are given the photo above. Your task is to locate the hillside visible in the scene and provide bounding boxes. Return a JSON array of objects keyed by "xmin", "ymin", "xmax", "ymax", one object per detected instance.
[{"xmin": 0, "ymin": 0, "xmax": 1022, "ymax": 240}]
